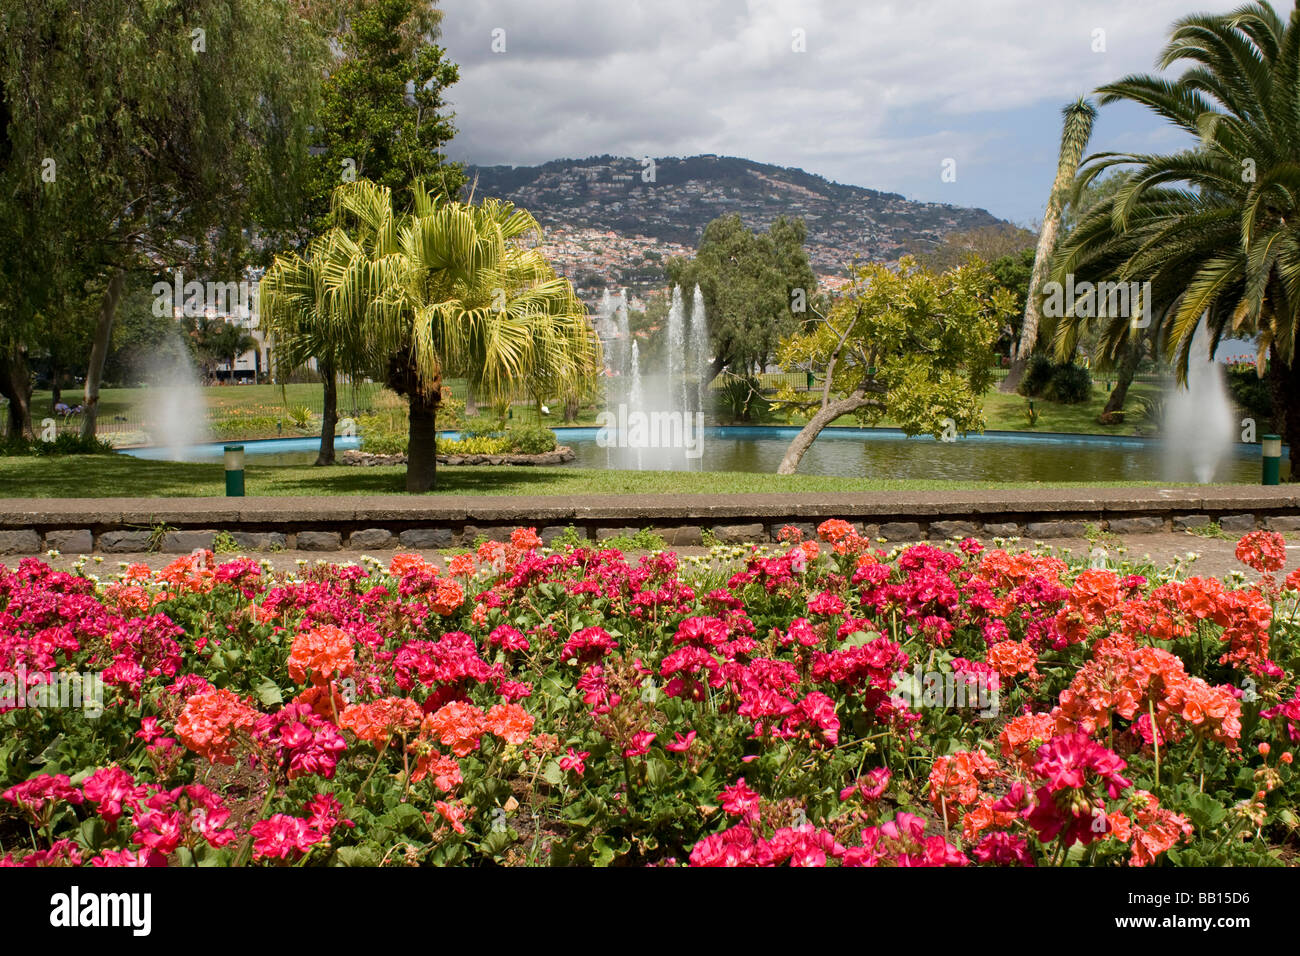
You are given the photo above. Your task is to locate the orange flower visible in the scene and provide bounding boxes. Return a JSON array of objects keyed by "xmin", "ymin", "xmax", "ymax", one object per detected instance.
[
  {"xmin": 927, "ymin": 750, "xmax": 1002, "ymax": 827},
  {"xmin": 447, "ymin": 553, "xmax": 476, "ymax": 578},
  {"xmin": 484, "ymin": 703, "xmax": 534, "ymax": 745},
  {"xmin": 293, "ymin": 683, "xmax": 349, "ymax": 721},
  {"xmin": 340, "ymin": 697, "xmax": 424, "ymax": 746},
  {"xmin": 817, "ymin": 519, "xmax": 854, "ymax": 544},
  {"xmin": 287, "ymin": 625, "xmax": 356, "ymax": 686},
  {"xmin": 389, "ymin": 553, "xmax": 430, "ymax": 576},
  {"xmin": 510, "ymin": 527, "xmax": 543, "ymax": 551},
  {"xmin": 422, "ymin": 700, "xmax": 487, "ymax": 757},
  {"xmin": 430, "ymin": 578, "xmax": 465, "ymax": 616},
  {"xmin": 411, "ymin": 752, "xmax": 462, "ymax": 791},
  {"xmin": 986, "ymin": 640, "xmax": 1038, "ymax": 679},
  {"xmin": 1126, "ymin": 791, "xmax": 1194, "ymax": 866},
  {"xmin": 158, "ymin": 550, "xmax": 216, "ymax": 593},
  {"xmin": 998, "ymin": 712, "xmax": 1059, "ymax": 772},
  {"xmin": 176, "ymin": 688, "xmax": 260, "ymax": 765}
]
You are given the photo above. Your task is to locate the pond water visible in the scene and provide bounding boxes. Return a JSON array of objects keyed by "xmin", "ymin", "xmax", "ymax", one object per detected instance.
[{"xmin": 117, "ymin": 427, "xmax": 1284, "ymax": 483}]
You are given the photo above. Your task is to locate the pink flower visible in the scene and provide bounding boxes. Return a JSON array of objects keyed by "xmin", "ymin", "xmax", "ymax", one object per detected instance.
[
  {"xmin": 559, "ymin": 747, "xmax": 589, "ymax": 775},
  {"xmin": 719, "ymin": 778, "xmax": 762, "ymax": 821},
  {"xmin": 623, "ymin": 731, "xmax": 656, "ymax": 758},
  {"xmin": 249, "ymin": 814, "xmax": 322, "ymax": 862},
  {"xmin": 665, "ymin": 731, "xmax": 697, "ymax": 752}
]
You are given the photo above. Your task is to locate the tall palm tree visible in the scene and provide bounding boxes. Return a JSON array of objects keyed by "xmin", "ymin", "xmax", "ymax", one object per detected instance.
[
  {"xmin": 1054, "ymin": 2, "xmax": 1300, "ymax": 475},
  {"xmin": 325, "ymin": 179, "xmax": 600, "ymax": 492},
  {"xmin": 1001, "ymin": 98, "xmax": 1097, "ymax": 393},
  {"xmin": 260, "ymin": 235, "xmax": 365, "ymax": 465}
]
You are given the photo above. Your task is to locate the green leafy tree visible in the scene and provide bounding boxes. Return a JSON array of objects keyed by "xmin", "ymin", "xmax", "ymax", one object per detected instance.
[
  {"xmin": 773, "ymin": 257, "xmax": 1014, "ymax": 475},
  {"xmin": 305, "ymin": 0, "xmax": 465, "ymax": 226},
  {"xmin": 1001, "ymin": 98, "xmax": 1098, "ymax": 394},
  {"xmin": 322, "ymin": 180, "xmax": 601, "ymax": 492},
  {"xmin": 666, "ymin": 214, "xmax": 817, "ymax": 382},
  {"xmin": 0, "ymin": 0, "xmax": 325, "ymax": 439},
  {"xmin": 1051, "ymin": 1, "xmax": 1300, "ymax": 472},
  {"xmin": 260, "ymin": 237, "xmax": 371, "ymax": 464}
]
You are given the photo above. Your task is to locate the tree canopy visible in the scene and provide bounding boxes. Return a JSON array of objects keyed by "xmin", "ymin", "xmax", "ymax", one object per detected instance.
[
  {"xmin": 665, "ymin": 214, "xmax": 817, "ymax": 381},
  {"xmin": 774, "ymin": 257, "xmax": 1014, "ymax": 474}
]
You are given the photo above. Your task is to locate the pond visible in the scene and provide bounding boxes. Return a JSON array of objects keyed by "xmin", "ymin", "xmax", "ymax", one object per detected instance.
[{"xmin": 117, "ymin": 427, "xmax": 1284, "ymax": 483}]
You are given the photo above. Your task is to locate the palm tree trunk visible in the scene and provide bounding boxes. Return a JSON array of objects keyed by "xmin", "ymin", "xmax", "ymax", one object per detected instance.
[
  {"xmin": 316, "ymin": 356, "xmax": 338, "ymax": 466},
  {"xmin": 406, "ymin": 389, "xmax": 440, "ymax": 492},
  {"xmin": 1267, "ymin": 348, "xmax": 1299, "ymax": 481},
  {"xmin": 81, "ymin": 268, "xmax": 125, "ymax": 440},
  {"xmin": 1101, "ymin": 337, "xmax": 1142, "ymax": 416},
  {"xmin": 1000, "ymin": 99, "xmax": 1096, "ymax": 394},
  {"xmin": 0, "ymin": 346, "xmax": 35, "ymax": 439}
]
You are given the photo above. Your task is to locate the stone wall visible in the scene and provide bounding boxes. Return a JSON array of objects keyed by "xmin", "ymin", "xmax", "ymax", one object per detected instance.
[{"xmin": 1, "ymin": 486, "xmax": 1297, "ymax": 554}]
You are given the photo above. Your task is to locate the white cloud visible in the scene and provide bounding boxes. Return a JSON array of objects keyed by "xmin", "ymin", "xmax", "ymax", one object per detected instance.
[{"xmin": 438, "ymin": 0, "xmax": 1261, "ymax": 220}]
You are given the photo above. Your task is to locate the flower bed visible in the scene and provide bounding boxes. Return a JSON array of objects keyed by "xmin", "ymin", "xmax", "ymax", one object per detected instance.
[{"xmin": 1, "ymin": 523, "xmax": 1297, "ymax": 867}]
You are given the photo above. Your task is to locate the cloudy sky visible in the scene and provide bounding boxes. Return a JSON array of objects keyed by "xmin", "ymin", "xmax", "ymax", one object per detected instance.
[{"xmin": 438, "ymin": 0, "xmax": 1260, "ymax": 226}]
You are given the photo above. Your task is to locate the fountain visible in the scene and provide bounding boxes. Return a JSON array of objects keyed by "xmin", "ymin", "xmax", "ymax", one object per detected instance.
[
  {"xmin": 1162, "ymin": 319, "xmax": 1236, "ymax": 482},
  {"xmin": 595, "ymin": 285, "xmax": 709, "ymax": 470},
  {"xmin": 145, "ymin": 336, "xmax": 209, "ymax": 460}
]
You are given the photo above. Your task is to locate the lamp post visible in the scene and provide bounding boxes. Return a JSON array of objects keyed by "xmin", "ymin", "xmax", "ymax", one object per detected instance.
[
  {"xmin": 1262, "ymin": 434, "xmax": 1282, "ymax": 486},
  {"xmin": 224, "ymin": 444, "xmax": 245, "ymax": 497}
]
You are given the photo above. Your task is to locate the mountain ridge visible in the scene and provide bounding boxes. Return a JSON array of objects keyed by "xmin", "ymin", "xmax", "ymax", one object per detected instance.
[{"xmin": 464, "ymin": 154, "xmax": 1011, "ymax": 294}]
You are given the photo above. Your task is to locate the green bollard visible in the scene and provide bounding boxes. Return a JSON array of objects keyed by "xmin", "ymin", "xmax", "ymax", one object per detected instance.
[
  {"xmin": 1262, "ymin": 434, "xmax": 1281, "ymax": 486},
  {"xmin": 224, "ymin": 444, "xmax": 246, "ymax": 496}
]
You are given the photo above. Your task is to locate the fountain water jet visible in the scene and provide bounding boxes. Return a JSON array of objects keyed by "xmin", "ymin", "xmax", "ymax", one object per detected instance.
[
  {"xmin": 1162, "ymin": 320, "xmax": 1236, "ymax": 482},
  {"xmin": 144, "ymin": 334, "xmax": 209, "ymax": 460},
  {"xmin": 596, "ymin": 286, "xmax": 709, "ymax": 470}
]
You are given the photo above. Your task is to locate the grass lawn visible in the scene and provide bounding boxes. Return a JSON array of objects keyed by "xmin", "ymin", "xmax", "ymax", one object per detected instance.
[
  {"xmin": 28, "ymin": 374, "xmax": 1164, "ymax": 446},
  {"xmin": 0, "ymin": 454, "xmax": 1194, "ymax": 499}
]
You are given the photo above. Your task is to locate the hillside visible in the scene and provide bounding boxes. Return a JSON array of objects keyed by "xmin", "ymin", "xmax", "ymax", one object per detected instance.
[{"xmin": 465, "ymin": 154, "xmax": 1011, "ymax": 295}]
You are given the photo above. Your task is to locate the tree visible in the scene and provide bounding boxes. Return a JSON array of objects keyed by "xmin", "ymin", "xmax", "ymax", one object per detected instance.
[
  {"xmin": 914, "ymin": 223, "xmax": 1036, "ymax": 273},
  {"xmin": 282, "ymin": 0, "xmax": 465, "ymax": 458},
  {"xmin": 1000, "ymin": 98, "xmax": 1098, "ymax": 394},
  {"xmin": 325, "ymin": 180, "xmax": 601, "ymax": 492},
  {"xmin": 773, "ymin": 257, "xmax": 1014, "ymax": 475},
  {"xmin": 179, "ymin": 317, "xmax": 256, "ymax": 383},
  {"xmin": 260, "ymin": 238, "xmax": 369, "ymax": 464},
  {"xmin": 0, "ymin": 0, "xmax": 325, "ymax": 439},
  {"xmin": 666, "ymin": 214, "xmax": 817, "ymax": 382},
  {"xmin": 988, "ymin": 248, "xmax": 1037, "ymax": 357},
  {"xmin": 304, "ymin": 0, "xmax": 465, "ymax": 227},
  {"xmin": 1051, "ymin": 2, "xmax": 1300, "ymax": 474}
]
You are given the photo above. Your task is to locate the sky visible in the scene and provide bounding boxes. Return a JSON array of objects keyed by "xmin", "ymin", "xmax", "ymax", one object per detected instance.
[{"xmin": 437, "ymin": 0, "xmax": 1264, "ymax": 227}]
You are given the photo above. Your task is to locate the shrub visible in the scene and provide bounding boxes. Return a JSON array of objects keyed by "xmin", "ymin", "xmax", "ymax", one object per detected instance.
[
  {"xmin": 1017, "ymin": 354, "xmax": 1056, "ymax": 398},
  {"xmin": 712, "ymin": 374, "xmax": 770, "ymax": 423},
  {"xmin": 506, "ymin": 424, "xmax": 557, "ymax": 455},
  {"xmin": 1225, "ymin": 364, "xmax": 1275, "ymax": 429},
  {"xmin": 436, "ymin": 435, "xmax": 511, "ymax": 455},
  {"xmin": 0, "ymin": 433, "xmax": 116, "ymax": 456},
  {"xmin": 356, "ymin": 413, "xmax": 408, "ymax": 455},
  {"xmin": 1043, "ymin": 362, "xmax": 1092, "ymax": 404}
]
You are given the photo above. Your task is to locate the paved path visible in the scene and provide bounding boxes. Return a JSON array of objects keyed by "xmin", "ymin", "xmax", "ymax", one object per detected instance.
[{"xmin": 5, "ymin": 531, "xmax": 1273, "ymax": 581}]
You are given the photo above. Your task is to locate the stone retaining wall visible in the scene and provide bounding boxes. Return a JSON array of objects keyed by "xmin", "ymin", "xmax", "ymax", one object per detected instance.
[{"xmin": 1, "ymin": 486, "xmax": 1297, "ymax": 554}]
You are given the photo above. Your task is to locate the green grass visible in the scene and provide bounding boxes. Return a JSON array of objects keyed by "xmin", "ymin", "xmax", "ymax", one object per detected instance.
[
  {"xmin": 0, "ymin": 455, "xmax": 1200, "ymax": 499},
  {"xmin": 29, "ymin": 375, "xmax": 1164, "ymax": 445}
]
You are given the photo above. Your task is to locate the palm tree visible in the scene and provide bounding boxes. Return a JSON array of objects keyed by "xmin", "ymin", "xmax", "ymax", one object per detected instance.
[
  {"xmin": 325, "ymin": 179, "xmax": 601, "ymax": 492},
  {"xmin": 1000, "ymin": 98, "xmax": 1097, "ymax": 393},
  {"xmin": 1053, "ymin": 2, "xmax": 1300, "ymax": 475},
  {"xmin": 260, "ymin": 236, "xmax": 366, "ymax": 465}
]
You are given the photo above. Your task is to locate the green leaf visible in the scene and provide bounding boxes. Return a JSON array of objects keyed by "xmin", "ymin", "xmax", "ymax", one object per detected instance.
[
  {"xmin": 335, "ymin": 844, "xmax": 384, "ymax": 867},
  {"xmin": 253, "ymin": 678, "xmax": 284, "ymax": 707}
]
